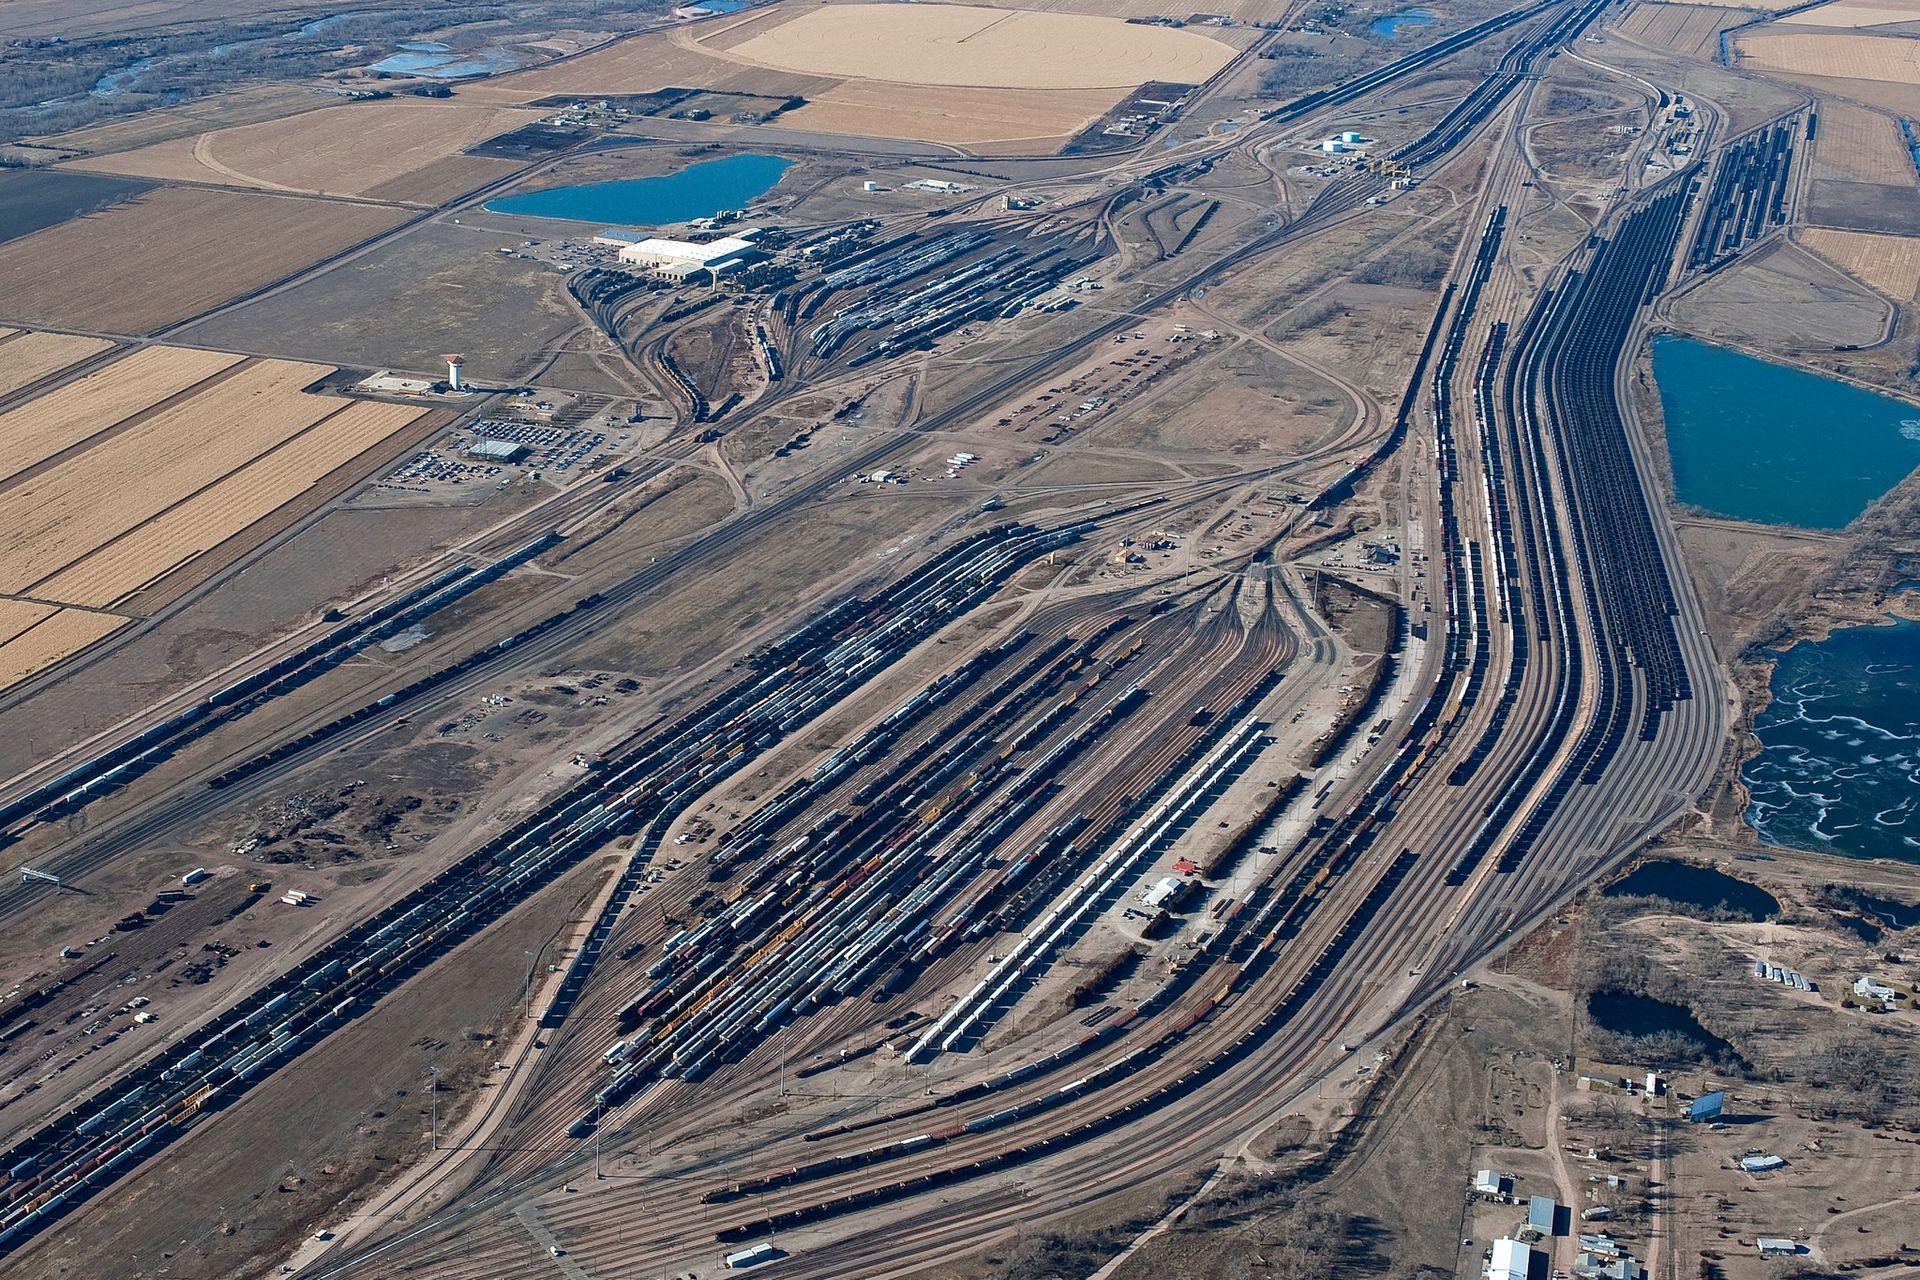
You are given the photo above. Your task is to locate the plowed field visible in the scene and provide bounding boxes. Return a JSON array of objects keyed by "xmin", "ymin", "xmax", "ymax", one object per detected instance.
[
  {"xmin": 0, "ymin": 189, "xmax": 409, "ymax": 334},
  {"xmin": 0, "ymin": 331, "xmax": 115, "ymax": 400}
]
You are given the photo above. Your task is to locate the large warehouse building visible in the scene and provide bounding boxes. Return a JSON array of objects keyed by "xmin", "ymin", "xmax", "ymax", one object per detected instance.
[{"xmin": 617, "ymin": 231, "xmax": 762, "ymax": 282}]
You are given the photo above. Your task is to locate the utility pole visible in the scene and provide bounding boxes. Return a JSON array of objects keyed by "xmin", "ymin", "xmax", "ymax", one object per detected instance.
[{"xmin": 429, "ymin": 1064, "xmax": 439, "ymax": 1150}]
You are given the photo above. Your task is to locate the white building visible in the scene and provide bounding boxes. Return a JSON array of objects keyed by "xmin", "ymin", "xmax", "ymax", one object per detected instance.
[
  {"xmin": 1488, "ymin": 1237, "xmax": 1533, "ymax": 1280},
  {"xmin": 617, "ymin": 230, "xmax": 761, "ymax": 280}
]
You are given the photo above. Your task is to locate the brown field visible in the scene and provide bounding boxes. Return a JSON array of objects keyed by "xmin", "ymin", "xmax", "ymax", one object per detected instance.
[
  {"xmin": 776, "ymin": 81, "xmax": 1128, "ymax": 146},
  {"xmin": 984, "ymin": 0, "xmax": 1281, "ymax": 17},
  {"xmin": 0, "ymin": 357, "xmax": 342, "ymax": 595},
  {"xmin": 0, "ymin": 188, "xmax": 410, "ymax": 334},
  {"xmin": 1613, "ymin": 2, "xmax": 1746, "ymax": 56},
  {"xmin": 1781, "ymin": 0, "xmax": 1920, "ymax": 25},
  {"xmin": 36, "ymin": 399, "xmax": 429, "ymax": 608},
  {"xmin": 714, "ymin": 4, "xmax": 1235, "ymax": 89},
  {"xmin": 0, "ymin": 601, "xmax": 56, "ymax": 647},
  {"xmin": 461, "ymin": 29, "xmax": 834, "ymax": 103},
  {"xmin": 362, "ymin": 153, "xmax": 527, "ymax": 206},
  {"xmin": 63, "ymin": 100, "xmax": 542, "ymax": 202},
  {"xmin": 1739, "ymin": 30, "xmax": 1920, "ymax": 110},
  {"xmin": 1809, "ymin": 99, "xmax": 1916, "ymax": 184},
  {"xmin": 0, "ymin": 609, "xmax": 126, "ymax": 691},
  {"xmin": 0, "ymin": 331, "xmax": 115, "ymax": 400},
  {"xmin": 32, "ymin": 84, "xmax": 332, "ymax": 157},
  {"xmin": 0, "ymin": 345, "xmax": 244, "ymax": 482},
  {"xmin": 1798, "ymin": 226, "xmax": 1920, "ymax": 296}
]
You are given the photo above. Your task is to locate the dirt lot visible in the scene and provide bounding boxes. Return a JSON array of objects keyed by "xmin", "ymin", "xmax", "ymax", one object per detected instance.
[
  {"xmin": 1665, "ymin": 240, "xmax": 1891, "ymax": 353},
  {"xmin": 714, "ymin": 4, "xmax": 1237, "ymax": 89},
  {"xmin": 1079, "ymin": 340, "xmax": 1350, "ymax": 465},
  {"xmin": 0, "ymin": 330, "xmax": 114, "ymax": 399},
  {"xmin": 1809, "ymin": 99, "xmax": 1916, "ymax": 186},
  {"xmin": 65, "ymin": 98, "xmax": 539, "ymax": 204},
  {"xmin": 18, "ymin": 856, "xmax": 610, "ymax": 1280},
  {"xmin": 180, "ymin": 218, "xmax": 578, "ymax": 383},
  {"xmin": 1798, "ymin": 225, "xmax": 1920, "ymax": 299},
  {"xmin": 0, "ymin": 167, "xmax": 153, "ymax": 245},
  {"xmin": 0, "ymin": 188, "xmax": 410, "ymax": 334}
]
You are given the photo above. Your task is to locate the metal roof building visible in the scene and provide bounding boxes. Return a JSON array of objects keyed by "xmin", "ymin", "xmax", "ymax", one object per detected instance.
[
  {"xmin": 1487, "ymin": 1237, "xmax": 1533, "ymax": 1280},
  {"xmin": 466, "ymin": 439, "xmax": 530, "ymax": 463},
  {"xmin": 1689, "ymin": 1090, "xmax": 1725, "ymax": 1122},
  {"xmin": 1528, "ymin": 1194, "xmax": 1559, "ymax": 1235}
]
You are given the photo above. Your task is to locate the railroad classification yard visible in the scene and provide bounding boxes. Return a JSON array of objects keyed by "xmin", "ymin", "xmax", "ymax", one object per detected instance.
[{"xmin": 0, "ymin": 1, "xmax": 1915, "ymax": 1279}]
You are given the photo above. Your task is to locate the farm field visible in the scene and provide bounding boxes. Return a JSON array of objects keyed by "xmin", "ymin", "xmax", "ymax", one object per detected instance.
[
  {"xmin": 461, "ymin": 29, "xmax": 832, "ymax": 103},
  {"xmin": 1780, "ymin": 0, "xmax": 1920, "ymax": 26},
  {"xmin": 1613, "ymin": 3, "xmax": 1747, "ymax": 57},
  {"xmin": 0, "ymin": 168, "xmax": 155, "ymax": 246},
  {"xmin": 1809, "ymin": 100, "xmax": 1916, "ymax": 185},
  {"xmin": 0, "ymin": 353, "xmax": 427, "ymax": 608},
  {"xmin": 35, "ymin": 399, "xmax": 430, "ymax": 608},
  {"xmin": 776, "ymin": 82, "xmax": 1129, "ymax": 147},
  {"xmin": 1738, "ymin": 30, "xmax": 1920, "ymax": 112},
  {"xmin": 0, "ymin": 609, "xmax": 127, "ymax": 692},
  {"xmin": 0, "ymin": 331, "xmax": 116, "ymax": 400},
  {"xmin": 0, "ymin": 345, "xmax": 244, "ymax": 482},
  {"xmin": 0, "ymin": 601, "xmax": 56, "ymax": 647},
  {"xmin": 33, "ymin": 84, "xmax": 334, "ymax": 158},
  {"xmin": 63, "ymin": 99, "xmax": 541, "ymax": 203},
  {"xmin": 1798, "ymin": 226, "xmax": 1920, "ymax": 298},
  {"xmin": 0, "ymin": 188, "xmax": 410, "ymax": 334},
  {"xmin": 716, "ymin": 4, "xmax": 1237, "ymax": 89}
]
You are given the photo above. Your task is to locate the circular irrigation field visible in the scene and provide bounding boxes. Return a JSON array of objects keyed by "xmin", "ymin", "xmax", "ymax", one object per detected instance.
[{"xmin": 708, "ymin": 3, "xmax": 1238, "ymax": 90}]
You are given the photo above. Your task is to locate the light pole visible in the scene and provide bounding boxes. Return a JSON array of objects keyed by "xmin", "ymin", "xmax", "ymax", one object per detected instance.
[{"xmin": 428, "ymin": 1063, "xmax": 439, "ymax": 1150}]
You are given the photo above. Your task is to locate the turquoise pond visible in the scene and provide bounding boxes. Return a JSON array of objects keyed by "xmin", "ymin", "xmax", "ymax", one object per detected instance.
[
  {"xmin": 1370, "ymin": 8, "xmax": 1435, "ymax": 35},
  {"xmin": 1745, "ymin": 614, "xmax": 1920, "ymax": 863},
  {"xmin": 1651, "ymin": 335, "xmax": 1920, "ymax": 529},
  {"xmin": 483, "ymin": 153, "xmax": 793, "ymax": 226}
]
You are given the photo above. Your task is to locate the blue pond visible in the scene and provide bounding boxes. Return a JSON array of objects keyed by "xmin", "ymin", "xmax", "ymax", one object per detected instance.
[
  {"xmin": 1371, "ymin": 8, "xmax": 1435, "ymax": 35},
  {"xmin": 1745, "ymin": 614, "xmax": 1920, "ymax": 862},
  {"xmin": 1652, "ymin": 335, "xmax": 1920, "ymax": 529},
  {"xmin": 485, "ymin": 153, "xmax": 794, "ymax": 227}
]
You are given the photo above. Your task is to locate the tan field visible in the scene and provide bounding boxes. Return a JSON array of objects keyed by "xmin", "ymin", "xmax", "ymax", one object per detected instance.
[
  {"xmin": 1799, "ymin": 227, "xmax": 1920, "ymax": 297},
  {"xmin": 64, "ymin": 99, "xmax": 542, "ymax": 202},
  {"xmin": 1613, "ymin": 3, "xmax": 1746, "ymax": 56},
  {"xmin": 0, "ymin": 332, "xmax": 116, "ymax": 400},
  {"xmin": 0, "ymin": 357, "xmax": 339, "ymax": 594},
  {"xmin": 715, "ymin": 4, "xmax": 1236, "ymax": 89},
  {"xmin": 0, "ymin": 346, "xmax": 245, "ymax": 482},
  {"xmin": 461, "ymin": 29, "xmax": 832, "ymax": 103},
  {"xmin": 1742, "ymin": 28, "xmax": 1920, "ymax": 77},
  {"xmin": 0, "ymin": 601, "xmax": 57, "ymax": 647},
  {"xmin": 0, "ymin": 609, "xmax": 126, "ymax": 692},
  {"xmin": 776, "ymin": 81, "xmax": 1128, "ymax": 146},
  {"xmin": 985, "ymin": 0, "xmax": 1281, "ymax": 17},
  {"xmin": 0, "ymin": 188, "xmax": 410, "ymax": 334},
  {"xmin": 1780, "ymin": 0, "xmax": 1920, "ymax": 26},
  {"xmin": 33, "ymin": 84, "xmax": 331, "ymax": 157},
  {"xmin": 36, "ymin": 398, "xmax": 429, "ymax": 608},
  {"xmin": 1810, "ymin": 100, "xmax": 1916, "ymax": 185}
]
